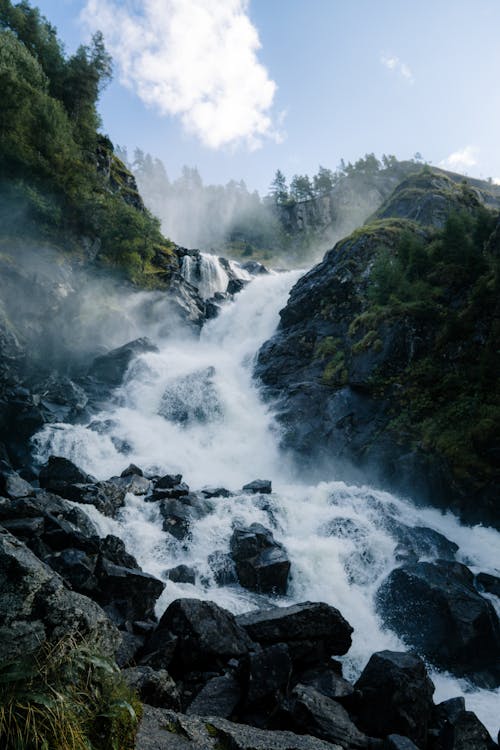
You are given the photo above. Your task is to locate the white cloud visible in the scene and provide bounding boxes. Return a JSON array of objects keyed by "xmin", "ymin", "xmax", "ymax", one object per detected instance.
[
  {"xmin": 493, "ymin": 177, "xmax": 500, "ymax": 186},
  {"xmin": 380, "ymin": 54, "xmax": 414, "ymax": 83},
  {"xmin": 439, "ymin": 145, "xmax": 479, "ymax": 171},
  {"xmin": 81, "ymin": 0, "xmax": 280, "ymax": 150}
]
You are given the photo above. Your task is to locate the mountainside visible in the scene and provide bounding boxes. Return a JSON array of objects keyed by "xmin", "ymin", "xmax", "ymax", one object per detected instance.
[{"xmin": 256, "ymin": 170, "xmax": 500, "ymax": 528}]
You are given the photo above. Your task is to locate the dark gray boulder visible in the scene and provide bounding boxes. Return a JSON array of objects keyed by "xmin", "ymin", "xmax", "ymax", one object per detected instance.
[
  {"xmin": 241, "ymin": 643, "xmax": 292, "ymax": 706},
  {"xmin": 96, "ymin": 557, "xmax": 165, "ymax": 626},
  {"xmin": 88, "ymin": 337, "xmax": 158, "ymax": 387},
  {"xmin": 298, "ymin": 666, "xmax": 356, "ymax": 705},
  {"xmin": 376, "ymin": 561, "xmax": 500, "ymax": 684},
  {"xmin": 186, "ymin": 673, "xmax": 241, "ymax": 718},
  {"xmin": 0, "ymin": 470, "xmax": 35, "ymax": 499},
  {"xmin": 122, "ymin": 666, "xmax": 181, "ymax": 710},
  {"xmin": 167, "ymin": 564, "xmax": 196, "ymax": 584},
  {"xmin": 384, "ymin": 737, "xmax": 419, "ymax": 750},
  {"xmin": 147, "ymin": 599, "xmax": 254, "ymax": 676},
  {"xmin": 353, "ymin": 650, "xmax": 435, "ymax": 748},
  {"xmin": 230, "ymin": 523, "xmax": 290, "ymax": 595},
  {"xmin": 237, "ymin": 602, "xmax": 353, "ymax": 668},
  {"xmin": 242, "ymin": 479, "xmax": 272, "ymax": 494},
  {"xmin": 389, "ymin": 523, "xmax": 459, "ymax": 561},
  {"xmin": 38, "ymin": 455, "xmax": 96, "ymax": 494},
  {"xmin": 476, "ymin": 572, "xmax": 500, "ymax": 598},
  {"xmin": 429, "ymin": 697, "xmax": 496, "ymax": 750},
  {"xmin": 208, "ymin": 550, "xmax": 238, "ymax": 585}
]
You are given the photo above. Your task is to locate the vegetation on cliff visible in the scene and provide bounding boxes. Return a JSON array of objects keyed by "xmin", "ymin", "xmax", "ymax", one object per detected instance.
[{"xmin": 0, "ymin": 0, "xmax": 177, "ymax": 285}]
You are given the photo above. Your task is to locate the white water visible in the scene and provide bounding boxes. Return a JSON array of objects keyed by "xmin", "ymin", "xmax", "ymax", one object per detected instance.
[
  {"xmin": 32, "ymin": 269, "xmax": 500, "ymax": 737},
  {"xmin": 181, "ymin": 252, "xmax": 251, "ymax": 300}
]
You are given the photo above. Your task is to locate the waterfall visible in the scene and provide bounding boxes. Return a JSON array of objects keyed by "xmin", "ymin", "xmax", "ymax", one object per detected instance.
[
  {"xmin": 32, "ymin": 269, "xmax": 500, "ymax": 736},
  {"xmin": 180, "ymin": 252, "xmax": 228, "ymax": 299}
]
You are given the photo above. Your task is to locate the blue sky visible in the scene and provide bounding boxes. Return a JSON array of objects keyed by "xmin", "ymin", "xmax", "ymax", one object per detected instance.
[{"xmin": 35, "ymin": 0, "xmax": 500, "ymax": 193}]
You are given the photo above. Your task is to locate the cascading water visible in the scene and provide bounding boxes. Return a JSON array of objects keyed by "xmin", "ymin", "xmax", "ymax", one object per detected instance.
[
  {"xmin": 32, "ymin": 270, "xmax": 500, "ymax": 736},
  {"xmin": 181, "ymin": 251, "xmax": 250, "ymax": 299}
]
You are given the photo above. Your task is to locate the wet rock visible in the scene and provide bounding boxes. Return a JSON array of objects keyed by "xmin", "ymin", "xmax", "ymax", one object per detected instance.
[
  {"xmin": 110, "ymin": 472, "xmax": 151, "ymax": 496},
  {"xmin": 168, "ymin": 564, "xmax": 196, "ymax": 584},
  {"xmin": 384, "ymin": 737, "xmax": 419, "ymax": 750},
  {"xmin": 158, "ymin": 366, "xmax": 222, "ymax": 426},
  {"xmin": 429, "ymin": 697, "xmax": 496, "ymax": 750},
  {"xmin": 35, "ymin": 373, "xmax": 88, "ymax": 423},
  {"xmin": 230, "ymin": 523, "xmax": 290, "ymax": 595},
  {"xmin": 227, "ymin": 278, "xmax": 247, "ymax": 295},
  {"xmin": 0, "ymin": 490, "xmax": 99, "ymax": 540},
  {"xmin": 242, "ymin": 479, "xmax": 272, "ymax": 494},
  {"xmin": 237, "ymin": 602, "xmax": 353, "ymax": 669},
  {"xmin": 208, "ymin": 550, "xmax": 238, "ymax": 585},
  {"xmin": 202, "ymin": 487, "xmax": 234, "ymax": 499},
  {"xmin": 152, "ymin": 482, "xmax": 190, "ymax": 500},
  {"xmin": 298, "ymin": 666, "xmax": 356, "ymax": 705},
  {"xmin": 149, "ymin": 598, "xmax": 254, "ymax": 676},
  {"xmin": 389, "ymin": 523, "xmax": 459, "ymax": 561},
  {"xmin": 156, "ymin": 473, "xmax": 183, "ymax": 489},
  {"xmin": 376, "ymin": 561, "xmax": 500, "ymax": 684},
  {"xmin": 160, "ymin": 499, "xmax": 196, "ymax": 541},
  {"xmin": 96, "ymin": 557, "xmax": 165, "ymax": 626},
  {"xmin": 187, "ymin": 673, "xmax": 241, "ymax": 718},
  {"xmin": 115, "ymin": 631, "xmax": 145, "ymax": 668},
  {"xmin": 476, "ymin": 572, "xmax": 500, "ymax": 598},
  {"xmin": 44, "ymin": 547, "xmax": 98, "ymax": 594},
  {"xmin": 241, "ymin": 643, "xmax": 292, "ymax": 706},
  {"xmin": 0, "ymin": 470, "xmax": 35, "ymax": 499},
  {"xmin": 353, "ymin": 650, "xmax": 435, "ymax": 748},
  {"xmin": 88, "ymin": 337, "xmax": 158, "ymax": 388},
  {"xmin": 121, "ymin": 463, "xmax": 143, "ymax": 477},
  {"xmin": 286, "ymin": 684, "xmax": 378, "ymax": 749},
  {"xmin": 38, "ymin": 455, "xmax": 96, "ymax": 494},
  {"xmin": 64, "ymin": 480, "xmax": 127, "ymax": 517},
  {"xmin": 100, "ymin": 534, "xmax": 139, "ymax": 569},
  {"xmin": 122, "ymin": 666, "xmax": 181, "ymax": 710},
  {"xmin": 0, "ymin": 526, "xmax": 120, "ymax": 663}
]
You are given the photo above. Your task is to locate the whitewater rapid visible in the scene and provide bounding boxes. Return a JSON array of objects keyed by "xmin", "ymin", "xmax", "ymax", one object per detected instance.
[{"xmin": 33, "ymin": 260, "xmax": 500, "ymax": 736}]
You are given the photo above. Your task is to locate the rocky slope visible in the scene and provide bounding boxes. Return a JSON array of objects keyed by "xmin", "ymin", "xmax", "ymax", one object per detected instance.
[{"xmin": 256, "ymin": 170, "xmax": 500, "ymax": 528}]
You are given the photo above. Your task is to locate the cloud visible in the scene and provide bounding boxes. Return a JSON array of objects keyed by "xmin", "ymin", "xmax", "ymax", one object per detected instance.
[
  {"xmin": 380, "ymin": 54, "xmax": 414, "ymax": 83},
  {"xmin": 493, "ymin": 177, "xmax": 500, "ymax": 186},
  {"xmin": 81, "ymin": 0, "xmax": 279, "ymax": 150},
  {"xmin": 439, "ymin": 145, "xmax": 479, "ymax": 171}
]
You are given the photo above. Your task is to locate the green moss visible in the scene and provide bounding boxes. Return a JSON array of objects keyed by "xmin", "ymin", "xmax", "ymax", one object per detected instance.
[
  {"xmin": 314, "ymin": 336, "xmax": 342, "ymax": 359},
  {"xmin": 322, "ymin": 350, "xmax": 347, "ymax": 385},
  {"xmin": 352, "ymin": 329, "xmax": 382, "ymax": 354}
]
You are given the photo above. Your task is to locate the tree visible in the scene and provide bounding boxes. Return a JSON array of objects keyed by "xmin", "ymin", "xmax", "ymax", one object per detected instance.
[
  {"xmin": 269, "ymin": 169, "xmax": 288, "ymax": 205},
  {"xmin": 290, "ymin": 173, "xmax": 314, "ymax": 202},
  {"xmin": 313, "ymin": 165, "xmax": 336, "ymax": 195}
]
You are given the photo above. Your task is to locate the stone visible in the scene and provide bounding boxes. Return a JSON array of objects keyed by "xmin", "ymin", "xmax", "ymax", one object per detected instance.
[
  {"xmin": 242, "ymin": 480, "xmax": 272, "ymax": 494},
  {"xmin": 0, "ymin": 526, "xmax": 120, "ymax": 663},
  {"xmin": 389, "ymin": 522, "xmax": 459, "ymax": 561},
  {"xmin": 208, "ymin": 550, "xmax": 238, "ymax": 585},
  {"xmin": 0, "ymin": 470, "xmax": 35, "ymax": 499},
  {"xmin": 298, "ymin": 666, "xmax": 356, "ymax": 705},
  {"xmin": 100, "ymin": 534, "xmax": 139, "ymax": 569},
  {"xmin": 286, "ymin": 684, "xmax": 377, "ymax": 749},
  {"xmin": 237, "ymin": 602, "xmax": 353, "ymax": 668},
  {"xmin": 148, "ymin": 598, "xmax": 254, "ymax": 676},
  {"xmin": 167, "ymin": 564, "xmax": 196, "ymax": 584},
  {"xmin": 96, "ymin": 557, "xmax": 165, "ymax": 626},
  {"xmin": 156, "ymin": 474, "xmax": 184, "ymax": 489},
  {"xmin": 384, "ymin": 737, "xmax": 419, "ymax": 750},
  {"xmin": 202, "ymin": 487, "xmax": 233, "ymax": 499},
  {"xmin": 241, "ymin": 643, "xmax": 292, "ymax": 705},
  {"xmin": 121, "ymin": 463, "xmax": 143, "ymax": 477},
  {"xmin": 430, "ymin": 697, "xmax": 496, "ymax": 750},
  {"xmin": 153, "ymin": 482, "xmax": 190, "ymax": 500},
  {"xmin": 376, "ymin": 561, "xmax": 500, "ymax": 684},
  {"xmin": 187, "ymin": 673, "xmax": 241, "ymax": 718},
  {"xmin": 354, "ymin": 650, "xmax": 435, "ymax": 748},
  {"xmin": 122, "ymin": 666, "xmax": 181, "ymax": 710},
  {"xmin": 109, "ymin": 472, "xmax": 151, "ymax": 496},
  {"xmin": 45, "ymin": 548, "xmax": 98, "ymax": 594},
  {"xmin": 38, "ymin": 455, "xmax": 96, "ymax": 494},
  {"xmin": 476, "ymin": 572, "xmax": 500, "ymax": 598},
  {"xmin": 88, "ymin": 337, "xmax": 158, "ymax": 387},
  {"xmin": 230, "ymin": 523, "xmax": 290, "ymax": 595}
]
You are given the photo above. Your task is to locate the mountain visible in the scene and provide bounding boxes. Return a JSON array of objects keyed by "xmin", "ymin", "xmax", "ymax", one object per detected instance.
[{"xmin": 256, "ymin": 169, "xmax": 500, "ymax": 528}]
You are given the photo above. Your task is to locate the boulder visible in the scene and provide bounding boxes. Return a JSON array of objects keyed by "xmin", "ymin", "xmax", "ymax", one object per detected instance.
[
  {"xmin": 122, "ymin": 666, "xmax": 181, "ymax": 710},
  {"xmin": 384, "ymin": 738, "xmax": 419, "ymax": 750},
  {"xmin": 121, "ymin": 463, "xmax": 144, "ymax": 477},
  {"xmin": 241, "ymin": 643, "xmax": 292, "ymax": 706},
  {"xmin": 35, "ymin": 373, "xmax": 88, "ymax": 423},
  {"xmin": 96, "ymin": 557, "xmax": 165, "ymax": 626},
  {"xmin": 136, "ymin": 705, "xmax": 344, "ymax": 749},
  {"xmin": 0, "ymin": 526, "xmax": 119, "ymax": 663},
  {"xmin": 237, "ymin": 602, "xmax": 353, "ymax": 669},
  {"xmin": 0, "ymin": 470, "xmax": 35, "ymax": 499},
  {"xmin": 297, "ymin": 666, "xmax": 356, "ymax": 705},
  {"xmin": 88, "ymin": 337, "xmax": 158, "ymax": 387},
  {"xmin": 286, "ymin": 684, "xmax": 378, "ymax": 749},
  {"xmin": 187, "ymin": 673, "xmax": 241, "ymax": 718},
  {"xmin": 376, "ymin": 561, "xmax": 500, "ymax": 684},
  {"xmin": 429, "ymin": 697, "xmax": 496, "ymax": 750},
  {"xmin": 62, "ymin": 480, "xmax": 128, "ymax": 517},
  {"xmin": 353, "ymin": 650, "xmax": 435, "ymax": 748},
  {"xmin": 208, "ymin": 550, "xmax": 238, "ymax": 585},
  {"xmin": 38, "ymin": 455, "xmax": 96, "ymax": 494},
  {"xmin": 476, "ymin": 572, "xmax": 500, "ymax": 598},
  {"xmin": 202, "ymin": 487, "xmax": 233, "ymax": 499},
  {"xmin": 242, "ymin": 479, "xmax": 272, "ymax": 494},
  {"xmin": 156, "ymin": 474, "xmax": 184, "ymax": 489},
  {"xmin": 388, "ymin": 523, "xmax": 459, "ymax": 561},
  {"xmin": 146, "ymin": 599, "xmax": 254, "ymax": 675},
  {"xmin": 230, "ymin": 523, "xmax": 290, "ymax": 595},
  {"xmin": 153, "ymin": 482, "xmax": 190, "ymax": 500},
  {"xmin": 167, "ymin": 564, "xmax": 196, "ymax": 584},
  {"xmin": 109, "ymin": 472, "xmax": 151, "ymax": 496}
]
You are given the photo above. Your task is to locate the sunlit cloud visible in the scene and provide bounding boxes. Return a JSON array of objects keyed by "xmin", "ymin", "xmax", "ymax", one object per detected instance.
[
  {"xmin": 81, "ymin": 0, "xmax": 281, "ymax": 150},
  {"xmin": 380, "ymin": 54, "xmax": 414, "ymax": 84},
  {"xmin": 439, "ymin": 145, "xmax": 479, "ymax": 171}
]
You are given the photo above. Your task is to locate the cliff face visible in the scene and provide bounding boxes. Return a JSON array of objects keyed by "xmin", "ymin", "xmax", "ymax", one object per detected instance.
[{"xmin": 256, "ymin": 171, "xmax": 500, "ymax": 528}]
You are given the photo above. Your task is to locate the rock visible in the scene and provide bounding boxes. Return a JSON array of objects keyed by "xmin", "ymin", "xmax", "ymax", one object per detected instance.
[
  {"xmin": 96, "ymin": 557, "xmax": 165, "ymax": 626},
  {"xmin": 0, "ymin": 470, "xmax": 35, "ymax": 499},
  {"xmin": 476, "ymin": 572, "xmax": 500, "ymax": 598},
  {"xmin": 242, "ymin": 479, "xmax": 272, "ymax": 494},
  {"xmin": 237, "ymin": 602, "xmax": 353, "ymax": 668},
  {"xmin": 0, "ymin": 526, "xmax": 119, "ymax": 663},
  {"xmin": 202, "ymin": 487, "xmax": 233, "ymax": 499},
  {"xmin": 429, "ymin": 697, "xmax": 496, "ymax": 750},
  {"xmin": 38, "ymin": 455, "xmax": 96, "ymax": 494},
  {"xmin": 159, "ymin": 499, "xmax": 196, "ymax": 540},
  {"xmin": 153, "ymin": 482, "xmax": 190, "ymax": 500},
  {"xmin": 376, "ymin": 561, "xmax": 500, "ymax": 684},
  {"xmin": 122, "ymin": 666, "xmax": 181, "ymax": 710},
  {"xmin": 168, "ymin": 564, "xmax": 196, "ymax": 584},
  {"xmin": 230, "ymin": 523, "xmax": 290, "ymax": 595},
  {"xmin": 100, "ymin": 534, "xmax": 139, "ymax": 569},
  {"xmin": 286, "ymin": 684, "xmax": 377, "ymax": 749},
  {"xmin": 353, "ymin": 650, "xmax": 435, "ymax": 748},
  {"xmin": 88, "ymin": 337, "xmax": 158, "ymax": 387},
  {"xmin": 45, "ymin": 548, "xmax": 98, "ymax": 594},
  {"xmin": 115, "ymin": 631, "xmax": 145, "ymax": 668},
  {"xmin": 0, "ymin": 490, "xmax": 99, "ymax": 540},
  {"xmin": 208, "ymin": 550, "xmax": 238, "ymax": 585},
  {"xmin": 241, "ymin": 643, "xmax": 292, "ymax": 706},
  {"xmin": 63, "ymin": 480, "xmax": 127, "ymax": 517},
  {"xmin": 187, "ymin": 673, "xmax": 241, "ymax": 717},
  {"xmin": 110, "ymin": 472, "xmax": 151, "ymax": 496},
  {"xmin": 156, "ymin": 474, "xmax": 183, "ymax": 489},
  {"xmin": 384, "ymin": 737, "xmax": 419, "ymax": 750},
  {"xmin": 136, "ymin": 706, "xmax": 343, "ymax": 749},
  {"xmin": 158, "ymin": 367, "xmax": 222, "ymax": 426},
  {"xmin": 146, "ymin": 599, "xmax": 254, "ymax": 676},
  {"xmin": 298, "ymin": 666, "xmax": 356, "ymax": 705},
  {"xmin": 227, "ymin": 278, "xmax": 247, "ymax": 295},
  {"xmin": 35, "ymin": 373, "xmax": 88, "ymax": 423},
  {"xmin": 389, "ymin": 523, "xmax": 459, "ymax": 561},
  {"xmin": 121, "ymin": 463, "xmax": 143, "ymax": 477}
]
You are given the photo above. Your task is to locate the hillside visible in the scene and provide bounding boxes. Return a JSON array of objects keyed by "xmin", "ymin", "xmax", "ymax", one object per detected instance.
[{"xmin": 256, "ymin": 169, "xmax": 500, "ymax": 527}]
